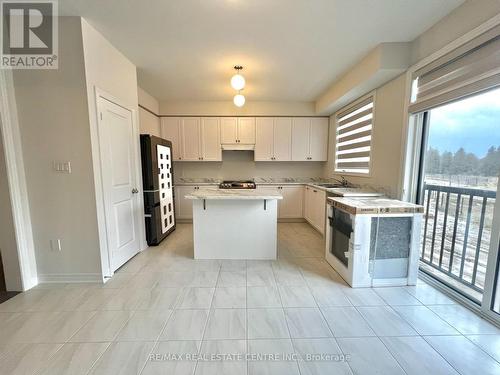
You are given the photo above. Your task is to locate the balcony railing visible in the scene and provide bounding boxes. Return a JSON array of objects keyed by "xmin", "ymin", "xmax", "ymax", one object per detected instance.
[{"xmin": 420, "ymin": 183, "xmax": 496, "ymax": 300}]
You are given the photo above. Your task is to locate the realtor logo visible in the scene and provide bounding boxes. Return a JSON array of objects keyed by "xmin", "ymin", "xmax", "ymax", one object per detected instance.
[{"xmin": 0, "ymin": 0, "xmax": 58, "ymax": 69}]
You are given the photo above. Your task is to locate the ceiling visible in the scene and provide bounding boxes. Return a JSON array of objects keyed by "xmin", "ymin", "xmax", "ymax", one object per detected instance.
[{"xmin": 59, "ymin": 0, "xmax": 464, "ymax": 102}]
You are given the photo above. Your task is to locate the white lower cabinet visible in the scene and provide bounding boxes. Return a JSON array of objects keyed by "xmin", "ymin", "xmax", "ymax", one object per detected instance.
[
  {"xmin": 256, "ymin": 185, "xmax": 303, "ymax": 219},
  {"xmin": 304, "ymin": 185, "xmax": 326, "ymax": 234},
  {"xmin": 277, "ymin": 186, "xmax": 303, "ymax": 218},
  {"xmin": 174, "ymin": 185, "xmax": 218, "ymax": 219},
  {"xmin": 176, "ymin": 184, "xmax": 319, "ymax": 228}
]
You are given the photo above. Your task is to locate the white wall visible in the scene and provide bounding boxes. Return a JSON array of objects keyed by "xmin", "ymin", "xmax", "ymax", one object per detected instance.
[
  {"xmin": 81, "ymin": 19, "xmax": 139, "ymax": 109},
  {"xmin": 159, "ymin": 100, "xmax": 325, "ymax": 181},
  {"xmin": 80, "ymin": 18, "xmax": 144, "ymax": 277},
  {"xmin": 0, "ymin": 125, "xmax": 23, "ymax": 291},
  {"xmin": 325, "ymin": 0, "xmax": 500, "ymax": 198},
  {"xmin": 138, "ymin": 87, "xmax": 160, "ymax": 136},
  {"xmin": 138, "ymin": 87, "xmax": 160, "ymax": 114},
  {"xmin": 175, "ymin": 151, "xmax": 325, "ymax": 181},
  {"xmin": 160, "ymin": 101, "xmax": 316, "ymax": 116},
  {"xmin": 12, "ymin": 17, "xmax": 102, "ymax": 281},
  {"xmin": 411, "ymin": 0, "xmax": 500, "ymax": 63},
  {"xmin": 324, "ymin": 74, "xmax": 407, "ymax": 198}
]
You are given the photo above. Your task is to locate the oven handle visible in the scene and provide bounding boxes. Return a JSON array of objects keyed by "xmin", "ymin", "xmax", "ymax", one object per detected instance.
[{"xmin": 328, "ymin": 216, "xmax": 353, "ymax": 237}]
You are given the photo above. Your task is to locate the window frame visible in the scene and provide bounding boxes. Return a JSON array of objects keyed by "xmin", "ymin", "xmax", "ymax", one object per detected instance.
[{"xmin": 333, "ymin": 91, "xmax": 376, "ymax": 177}]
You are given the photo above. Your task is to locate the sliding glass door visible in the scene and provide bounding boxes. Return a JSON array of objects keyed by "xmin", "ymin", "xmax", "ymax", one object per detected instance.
[{"xmin": 416, "ymin": 87, "xmax": 500, "ymax": 319}]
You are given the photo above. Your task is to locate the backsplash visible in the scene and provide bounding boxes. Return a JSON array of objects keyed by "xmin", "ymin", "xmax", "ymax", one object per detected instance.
[{"xmin": 173, "ymin": 150, "xmax": 325, "ymax": 181}]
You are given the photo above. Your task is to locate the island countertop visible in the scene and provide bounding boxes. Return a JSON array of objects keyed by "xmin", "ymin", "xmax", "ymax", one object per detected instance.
[{"xmin": 185, "ymin": 188, "xmax": 283, "ymax": 200}]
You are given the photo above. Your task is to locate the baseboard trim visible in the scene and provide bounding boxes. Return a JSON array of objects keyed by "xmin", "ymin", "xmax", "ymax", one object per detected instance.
[
  {"xmin": 278, "ymin": 218, "xmax": 306, "ymax": 223},
  {"xmin": 38, "ymin": 273, "xmax": 102, "ymax": 284}
]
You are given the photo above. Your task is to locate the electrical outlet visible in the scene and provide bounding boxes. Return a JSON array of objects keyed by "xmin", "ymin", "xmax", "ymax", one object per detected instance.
[
  {"xmin": 50, "ymin": 239, "xmax": 62, "ymax": 251},
  {"xmin": 52, "ymin": 161, "xmax": 71, "ymax": 173}
]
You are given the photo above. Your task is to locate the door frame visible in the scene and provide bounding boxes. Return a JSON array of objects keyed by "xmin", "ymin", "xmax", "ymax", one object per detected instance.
[
  {"xmin": 400, "ymin": 14, "xmax": 500, "ymax": 324},
  {"xmin": 0, "ymin": 69, "xmax": 38, "ymax": 291},
  {"xmin": 89, "ymin": 87, "xmax": 146, "ymax": 281}
]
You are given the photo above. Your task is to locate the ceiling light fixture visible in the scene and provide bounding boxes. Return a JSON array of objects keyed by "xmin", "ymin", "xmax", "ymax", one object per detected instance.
[
  {"xmin": 233, "ymin": 92, "xmax": 245, "ymax": 107},
  {"xmin": 230, "ymin": 65, "xmax": 245, "ymax": 90}
]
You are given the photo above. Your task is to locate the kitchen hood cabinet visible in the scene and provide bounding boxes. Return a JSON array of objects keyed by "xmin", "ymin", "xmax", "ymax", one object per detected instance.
[
  {"xmin": 221, "ymin": 117, "xmax": 255, "ymax": 148},
  {"xmin": 255, "ymin": 117, "xmax": 292, "ymax": 161},
  {"xmin": 291, "ymin": 118, "xmax": 329, "ymax": 161},
  {"xmin": 161, "ymin": 117, "xmax": 221, "ymax": 161}
]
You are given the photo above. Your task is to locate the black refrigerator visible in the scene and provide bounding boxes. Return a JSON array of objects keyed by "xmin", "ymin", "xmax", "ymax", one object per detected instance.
[{"xmin": 140, "ymin": 135, "xmax": 176, "ymax": 245}]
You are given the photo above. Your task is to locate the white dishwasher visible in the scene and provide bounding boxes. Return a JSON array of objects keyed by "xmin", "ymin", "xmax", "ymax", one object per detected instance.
[{"xmin": 325, "ymin": 197, "xmax": 424, "ymax": 287}]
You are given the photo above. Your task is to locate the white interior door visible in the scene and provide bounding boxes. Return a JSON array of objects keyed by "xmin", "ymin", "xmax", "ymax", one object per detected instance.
[{"xmin": 98, "ymin": 96, "xmax": 141, "ymax": 271}]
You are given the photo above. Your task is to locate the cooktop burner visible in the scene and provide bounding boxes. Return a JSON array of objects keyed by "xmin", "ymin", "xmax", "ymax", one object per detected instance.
[{"xmin": 219, "ymin": 180, "xmax": 256, "ymax": 189}]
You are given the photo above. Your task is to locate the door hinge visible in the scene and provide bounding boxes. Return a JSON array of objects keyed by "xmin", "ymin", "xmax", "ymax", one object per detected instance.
[{"xmin": 100, "ymin": 112, "xmax": 103, "ymax": 120}]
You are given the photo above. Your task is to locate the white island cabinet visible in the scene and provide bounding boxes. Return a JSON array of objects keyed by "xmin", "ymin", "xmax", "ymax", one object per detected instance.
[{"xmin": 185, "ymin": 188, "xmax": 283, "ymax": 259}]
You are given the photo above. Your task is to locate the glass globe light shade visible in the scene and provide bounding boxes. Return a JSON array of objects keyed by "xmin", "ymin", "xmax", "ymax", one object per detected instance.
[
  {"xmin": 230, "ymin": 74, "xmax": 246, "ymax": 90},
  {"xmin": 233, "ymin": 93, "xmax": 245, "ymax": 107}
]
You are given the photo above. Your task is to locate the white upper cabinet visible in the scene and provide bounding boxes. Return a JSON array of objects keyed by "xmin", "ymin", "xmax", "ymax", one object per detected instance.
[
  {"xmin": 200, "ymin": 117, "xmax": 221, "ymax": 161},
  {"xmin": 255, "ymin": 117, "xmax": 292, "ymax": 161},
  {"xmin": 255, "ymin": 118, "xmax": 274, "ymax": 160},
  {"xmin": 309, "ymin": 118, "xmax": 329, "ymax": 161},
  {"xmin": 291, "ymin": 117, "xmax": 328, "ymax": 161},
  {"xmin": 170, "ymin": 117, "xmax": 222, "ymax": 162},
  {"xmin": 238, "ymin": 118, "xmax": 256, "ymax": 144},
  {"xmin": 164, "ymin": 116, "xmax": 325, "ymax": 162},
  {"xmin": 273, "ymin": 118, "xmax": 292, "ymax": 161},
  {"xmin": 291, "ymin": 118, "xmax": 311, "ymax": 161},
  {"xmin": 181, "ymin": 117, "xmax": 201, "ymax": 161},
  {"xmin": 220, "ymin": 117, "xmax": 238, "ymax": 144},
  {"xmin": 161, "ymin": 117, "xmax": 182, "ymax": 160},
  {"xmin": 221, "ymin": 117, "xmax": 255, "ymax": 144}
]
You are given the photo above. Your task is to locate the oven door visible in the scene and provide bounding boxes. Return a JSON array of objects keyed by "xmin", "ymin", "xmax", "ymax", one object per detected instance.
[{"xmin": 328, "ymin": 207, "xmax": 352, "ymax": 267}]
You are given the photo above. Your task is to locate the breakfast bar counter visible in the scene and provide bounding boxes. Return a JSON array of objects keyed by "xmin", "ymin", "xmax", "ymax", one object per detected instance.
[{"xmin": 185, "ymin": 188, "xmax": 283, "ymax": 259}]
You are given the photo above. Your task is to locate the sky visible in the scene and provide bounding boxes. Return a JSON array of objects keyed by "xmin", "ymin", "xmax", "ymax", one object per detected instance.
[{"xmin": 427, "ymin": 87, "xmax": 500, "ymax": 158}]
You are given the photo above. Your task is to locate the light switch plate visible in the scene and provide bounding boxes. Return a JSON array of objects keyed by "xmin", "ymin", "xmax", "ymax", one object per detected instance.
[{"xmin": 53, "ymin": 161, "xmax": 71, "ymax": 173}]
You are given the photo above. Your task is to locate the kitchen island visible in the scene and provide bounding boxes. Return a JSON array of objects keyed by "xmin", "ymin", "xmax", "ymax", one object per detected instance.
[{"xmin": 185, "ymin": 188, "xmax": 283, "ymax": 259}]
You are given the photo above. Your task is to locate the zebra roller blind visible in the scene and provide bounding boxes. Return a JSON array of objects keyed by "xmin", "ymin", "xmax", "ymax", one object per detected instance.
[
  {"xmin": 409, "ymin": 24, "xmax": 500, "ymax": 113},
  {"xmin": 335, "ymin": 96, "xmax": 374, "ymax": 174}
]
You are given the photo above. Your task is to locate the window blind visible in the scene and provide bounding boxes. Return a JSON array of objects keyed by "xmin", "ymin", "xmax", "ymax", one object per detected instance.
[
  {"xmin": 409, "ymin": 24, "xmax": 500, "ymax": 113},
  {"xmin": 335, "ymin": 96, "xmax": 374, "ymax": 174}
]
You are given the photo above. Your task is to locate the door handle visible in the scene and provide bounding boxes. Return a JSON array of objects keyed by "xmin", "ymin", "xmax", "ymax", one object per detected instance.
[{"xmin": 132, "ymin": 188, "xmax": 139, "ymax": 194}]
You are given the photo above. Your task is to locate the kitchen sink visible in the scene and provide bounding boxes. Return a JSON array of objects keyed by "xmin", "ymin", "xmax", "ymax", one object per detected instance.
[{"xmin": 315, "ymin": 183, "xmax": 345, "ymax": 188}]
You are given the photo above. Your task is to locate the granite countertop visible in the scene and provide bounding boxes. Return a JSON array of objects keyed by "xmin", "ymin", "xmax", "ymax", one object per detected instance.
[
  {"xmin": 184, "ymin": 187, "xmax": 283, "ymax": 200},
  {"xmin": 328, "ymin": 197, "xmax": 424, "ymax": 215},
  {"xmin": 174, "ymin": 177, "xmax": 333, "ymax": 186}
]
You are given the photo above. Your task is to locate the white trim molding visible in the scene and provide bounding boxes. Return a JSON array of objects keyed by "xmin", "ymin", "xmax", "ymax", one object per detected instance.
[
  {"xmin": 38, "ymin": 273, "xmax": 102, "ymax": 284},
  {"xmin": 0, "ymin": 70, "xmax": 38, "ymax": 290},
  {"xmin": 400, "ymin": 13, "xmax": 500, "ymax": 199},
  {"xmin": 88, "ymin": 86, "xmax": 147, "ymax": 281}
]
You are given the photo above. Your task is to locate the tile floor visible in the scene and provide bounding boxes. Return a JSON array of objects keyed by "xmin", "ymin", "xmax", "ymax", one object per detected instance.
[{"xmin": 1, "ymin": 223, "xmax": 500, "ymax": 374}]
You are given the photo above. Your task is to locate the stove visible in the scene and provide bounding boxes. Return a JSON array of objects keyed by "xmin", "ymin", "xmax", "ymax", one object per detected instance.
[{"xmin": 219, "ymin": 180, "xmax": 256, "ymax": 189}]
